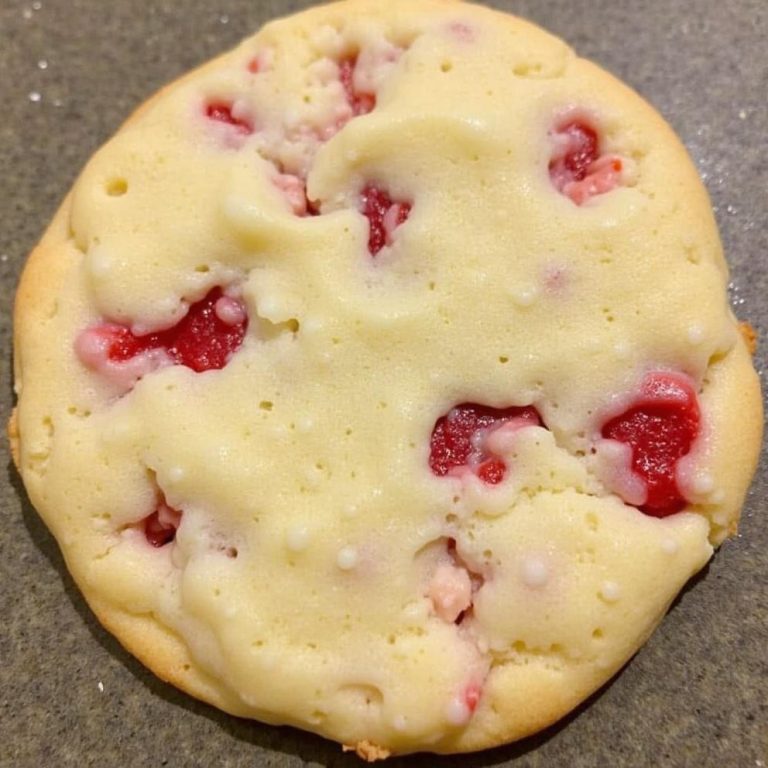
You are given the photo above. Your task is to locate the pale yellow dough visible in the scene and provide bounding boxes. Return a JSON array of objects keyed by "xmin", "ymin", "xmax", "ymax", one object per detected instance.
[{"xmin": 12, "ymin": 0, "xmax": 762, "ymax": 756}]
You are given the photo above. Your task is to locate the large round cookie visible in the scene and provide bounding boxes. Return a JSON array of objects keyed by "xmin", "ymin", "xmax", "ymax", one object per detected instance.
[{"xmin": 10, "ymin": 0, "xmax": 762, "ymax": 757}]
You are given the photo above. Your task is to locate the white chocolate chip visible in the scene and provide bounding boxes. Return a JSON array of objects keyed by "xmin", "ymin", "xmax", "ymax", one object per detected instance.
[
  {"xmin": 687, "ymin": 324, "xmax": 705, "ymax": 344},
  {"xmin": 392, "ymin": 715, "xmax": 407, "ymax": 732},
  {"xmin": 336, "ymin": 546, "xmax": 358, "ymax": 570},
  {"xmin": 445, "ymin": 696, "xmax": 470, "ymax": 726},
  {"xmin": 88, "ymin": 249, "xmax": 113, "ymax": 277},
  {"xmin": 298, "ymin": 417, "xmax": 314, "ymax": 433},
  {"xmin": 691, "ymin": 472, "xmax": 715, "ymax": 495},
  {"xmin": 600, "ymin": 581, "xmax": 621, "ymax": 603},
  {"xmin": 661, "ymin": 537, "xmax": 679, "ymax": 555},
  {"xmin": 214, "ymin": 295, "xmax": 246, "ymax": 326},
  {"xmin": 520, "ymin": 556, "xmax": 549, "ymax": 588},
  {"xmin": 511, "ymin": 285, "xmax": 539, "ymax": 307},
  {"xmin": 613, "ymin": 341, "xmax": 631, "ymax": 359},
  {"xmin": 167, "ymin": 466, "xmax": 186, "ymax": 483},
  {"xmin": 402, "ymin": 600, "xmax": 428, "ymax": 623},
  {"xmin": 286, "ymin": 526, "xmax": 310, "ymax": 552}
]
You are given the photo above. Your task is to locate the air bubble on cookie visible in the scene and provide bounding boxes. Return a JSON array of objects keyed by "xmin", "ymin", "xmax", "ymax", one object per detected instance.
[
  {"xmin": 76, "ymin": 286, "xmax": 248, "ymax": 386},
  {"xmin": 549, "ymin": 116, "xmax": 625, "ymax": 205},
  {"xmin": 360, "ymin": 185, "xmax": 412, "ymax": 256},
  {"xmin": 600, "ymin": 372, "xmax": 700, "ymax": 516},
  {"xmin": 105, "ymin": 178, "xmax": 128, "ymax": 197},
  {"xmin": 143, "ymin": 500, "xmax": 182, "ymax": 548},
  {"xmin": 429, "ymin": 403, "xmax": 542, "ymax": 484}
]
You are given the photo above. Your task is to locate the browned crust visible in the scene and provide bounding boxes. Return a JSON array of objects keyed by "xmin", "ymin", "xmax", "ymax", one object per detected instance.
[
  {"xmin": 85, "ymin": 593, "xmax": 253, "ymax": 719},
  {"xmin": 739, "ymin": 321, "xmax": 757, "ymax": 355},
  {"xmin": 7, "ymin": 407, "xmax": 19, "ymax": 469}
]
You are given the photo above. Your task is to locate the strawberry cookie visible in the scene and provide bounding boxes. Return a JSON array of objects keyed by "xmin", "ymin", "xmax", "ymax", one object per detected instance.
[{"xmin": 9, "ymin": 0, "xmax": 762, "ymax": 758}]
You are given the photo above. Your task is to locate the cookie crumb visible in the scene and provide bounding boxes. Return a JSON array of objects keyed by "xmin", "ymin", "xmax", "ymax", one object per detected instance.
[{"xmin": 342, "ymin": 740, "xmax": 391, "ymax": 762}]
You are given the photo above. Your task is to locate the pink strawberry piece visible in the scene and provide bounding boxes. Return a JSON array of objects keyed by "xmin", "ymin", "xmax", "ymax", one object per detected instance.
[
  {"xmin": 339, "ymin": 56, "xmax": 376, "ymax": 116},
  {"xmin": 360, "ymin": 185, "xmax": 411, "ymax": 256},
  {"xmin": 205, "ymin": 102, "xmax": 253, "ymax": 135},
  {"xmin": 102, "ymin": 287, "xmax": 247, "ymax": 373},
  {"xmin": 143, "ymin": 501, "xmax": 182, "ymax": 548},
  {"xmin": 601, "ymin": 372, "xmax": 700, "ymax": 516},
  {"xmin": 464, "ymin": 683, "xmax": 481, "ymax": 713},
  {"xmin": 429, "ymin": 403, "xmax": 542, "ymax": 484},
  {"xmin": 273, "ymin": 172, "xmax": 320, "ymax": 218},
  {"xmin": 549, "ymin": 119, "xmax": 623, "ymax": 204}
]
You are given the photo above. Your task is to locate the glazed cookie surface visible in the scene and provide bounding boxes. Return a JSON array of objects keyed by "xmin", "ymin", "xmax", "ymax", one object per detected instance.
[{"xmin": 10, "ymin": 0, "xmax": 762, "ymax": 757}]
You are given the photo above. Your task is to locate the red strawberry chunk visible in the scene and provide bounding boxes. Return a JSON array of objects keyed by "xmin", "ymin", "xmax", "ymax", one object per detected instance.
[
  {"xmin": 430, "ymin": 403, "xmax": 542, "ymax": 484},
  {"xmin": 339, "ymin": 56, "xmax": 376, "ymax": 116},
  {"xmin": 143, "ymin": 501, "xmax": 182, "ymax": 548},
  {"xmin": 205, "ymin": 102, "xmax": 253, "ymax": 135},
  {"xmin": 360, "ymin": 185, "xmax": 411, "ymax": 256},
  {"xmin": 101, "ymin": 325, "xmax": 157, "ymax": 361},
  {"xmin": 549, "ymin": 119, "xmax": 623, "ymax": 204},
  {"xmin": 551, "ymin": 121, "xmax": 599, "ymax": 184},
  {"xmin": 106, "ymin": 287, "xmax": 247, "ymax": 373},
  {"xmin": 602, "ymin": 372, "xmax": 699, "ymax": 516}
]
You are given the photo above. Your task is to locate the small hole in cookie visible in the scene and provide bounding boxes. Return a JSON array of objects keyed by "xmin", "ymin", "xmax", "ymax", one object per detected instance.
[
  {"xmin": 106, "ymin": 178, "xmax": 128, "ymax": 197},
  {"xmin": 226, "ymin": 546, "xmax": 238, "ymax": 559},
  {"xmin": 440, "ymin": 60, "xmax": 453, "ymax": 73},
  {"xmin": 259, "ymin": 401, "xmax": 273, "ymax": 411},
  {"xmin": 592, "ymin": 628, "xmax": 605, "ymax": 640}
]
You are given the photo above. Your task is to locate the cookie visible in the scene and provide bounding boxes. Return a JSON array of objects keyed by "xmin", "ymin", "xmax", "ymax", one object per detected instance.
[{"xmin": 10, "ymin": 0, "xmax": 762, "ymax": 757}]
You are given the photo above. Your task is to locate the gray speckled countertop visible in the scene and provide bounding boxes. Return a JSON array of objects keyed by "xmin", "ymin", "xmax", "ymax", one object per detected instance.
[{"xmin": 1, "ymin": 1, "xmax": 766, "ymax": 766}]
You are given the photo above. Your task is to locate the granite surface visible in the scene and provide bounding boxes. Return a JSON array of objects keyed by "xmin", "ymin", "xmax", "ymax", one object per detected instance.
[{"xmin": 1, "ymin": 1, "xmax": 766, "ymax": 766}]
